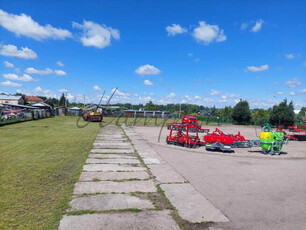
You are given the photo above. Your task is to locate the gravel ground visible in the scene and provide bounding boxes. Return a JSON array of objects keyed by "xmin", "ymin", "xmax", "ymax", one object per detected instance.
[{"xmin": 133, "ymin": 125, "xmax": 306, "ymax": 159}]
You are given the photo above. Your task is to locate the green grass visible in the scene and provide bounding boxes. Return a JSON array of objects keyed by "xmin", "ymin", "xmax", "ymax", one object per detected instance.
[{"xmin": 0, "ymin": 117, "xmax": 100, "ymax": 230}]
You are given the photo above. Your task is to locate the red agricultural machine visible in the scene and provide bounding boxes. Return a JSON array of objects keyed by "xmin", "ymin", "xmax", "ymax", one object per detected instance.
[
  {"xmin": 287, "ymin": 125, "xmax": 306, "ymax": 141},
  {"xmin": 203, "ymin": 128, "xmax": 256, "ymax": 152},
  {"xmin": 166, "ymin": 115, "xmax": 209, "ymax": 148}
]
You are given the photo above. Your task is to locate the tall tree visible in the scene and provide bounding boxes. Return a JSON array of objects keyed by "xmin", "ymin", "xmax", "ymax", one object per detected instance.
[
  {"xmin": 145, "ymin": 100, "xmax": 156, "ymax": 111},
  {"xmin": 269, "ymin": 99, "xmax": 295, "ymax": 126},
  {"xmin": 59, "ymin": 93, "xmax": 66, "ymax": 106},
  {"xmin": 231, "ymin": 100, "xmax": 252, "ymax": 125}
]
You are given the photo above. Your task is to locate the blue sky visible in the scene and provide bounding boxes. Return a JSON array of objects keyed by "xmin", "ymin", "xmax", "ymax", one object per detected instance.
[{"xmin": 0, "ymin": 0, "xmax": 305, "ymax": 108}]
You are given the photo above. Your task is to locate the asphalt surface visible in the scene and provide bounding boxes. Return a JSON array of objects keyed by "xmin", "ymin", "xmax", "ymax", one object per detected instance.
[{"xmin": 150, "ymin": 143, "xmax": 306, "ymax": 230}]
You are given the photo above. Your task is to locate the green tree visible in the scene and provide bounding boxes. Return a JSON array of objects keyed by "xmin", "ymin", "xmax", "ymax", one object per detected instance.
[
  {"xmin": 298, "ymin": 107, "xmax": 306, "ymax": 117},
  {"xmin": 59, "ymin": 93, "xmax": 66, "ymax": 106},
  {"xmin": 269, "ymin": 99, "xmax": 295, "ymax": 126},
  {"xmin": 231, "ymin": 100, "xmax": 252, "ymax": 125},
  {"xmin": 218, "ymin": 106, "xmax": 232, "ymax": 117},
  {"xmin": 145, "ymin": 100, "xmax": 156, "ymax": 111}
]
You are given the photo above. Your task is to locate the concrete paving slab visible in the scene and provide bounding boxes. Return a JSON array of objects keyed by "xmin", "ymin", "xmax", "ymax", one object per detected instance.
[
  {"xmin": 83, "ymin": 164, "xmax": 146, "ymax": 172},
  {"xmin": 161, "ymin": 183, "xmax": 229, "ymax": 223},
  {"xmin": 74, "ymin": 180, "xmax": 156, "ymax": 194},
  {"xmin": 97, "ymin": 135, "xmax": 124, "ymax": 139},
  {"xmin": 91, "ymin": 149, "xmax": 134, "ymax": 154},
  {"xmin": 86, "ymin": 158, "xmax": 140, "ymax": 164},
  {"xmin": 94, "ymin": 140, "xmax": 128, "ymax": 144},
  {"xmin": 93, "ymin": 143, "xmax": 132, "ymax": 149},
  {"xmin": 89, "ymin": 154, "xmax": 137, "ymax": 159},
  {"xmin": 149, "ymin": 164, "xmax": 186, "ymax": 183},
  {"xmin": 69, "ymin": 194, "xmax": 155, "ymax": 211},
  {"xmin": 79, "ymin": 171, "xmax": 150, "ymax": 181},
  {"xmin": 94, "ymin": 142, "xmax": 131, "ymax": 146},
  {"xmin": 59, "ymin": 210, "xmax": 180, "ymax": 230},
  {"xmin": 95, "ymin": 138, "xmax": 128, "ymax": 141},
  {"xmin": 143, "ymin": 157, "xmax": 161, "ymax": 165}
]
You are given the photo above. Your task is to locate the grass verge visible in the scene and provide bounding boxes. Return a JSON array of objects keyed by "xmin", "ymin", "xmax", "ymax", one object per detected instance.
[{"xmin": 0, "ymin": 117, "xmax": 100, "ymax": 230}]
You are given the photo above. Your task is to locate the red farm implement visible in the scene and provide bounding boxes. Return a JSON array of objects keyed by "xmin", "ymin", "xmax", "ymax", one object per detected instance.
[
  {"xmin": 166, "ymin": 115, "xmax": 208, "ymax": 148},
  {"xmin": 287, "ymin": 125, "xmax": 306, "ymax": 141},
  {"xmin": 203, "ymin": 128, "xmax": 256, "ymax": 152}
]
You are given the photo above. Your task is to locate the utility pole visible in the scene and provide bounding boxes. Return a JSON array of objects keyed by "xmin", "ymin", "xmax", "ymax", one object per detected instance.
[{"xmin": 179, "ymin": 103, "xmax": 182, "ymax": 119}]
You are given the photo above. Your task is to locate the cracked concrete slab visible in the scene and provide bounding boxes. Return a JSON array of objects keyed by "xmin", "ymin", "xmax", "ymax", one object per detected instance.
[
  {"xmin": 86, "ymin": 158, "xmax": 140, "ymax": 164},
  {"xmin": 161, "ymin": 183, "xmax": 229, "ymax": 223},
  {"xmin": 74, "ymin": 180, "xmax": 156, "ymax": 194},
  {"xmin": 69, "ymin": 194, "xmax": 155, "ymax": 211},
  {"xmin": 83, "ymin": 164, "xmax": 146, "ymax": 172},
  {"xmin": 79, "ymin": 171, "xmax": 150, "ymax": 181},
  {"xmin": 93, "ymin": 143, "xmax": 132, "ymax": 149},
  {"xmin": 149, "ymin": 164, "xmax": 186, "ymax": 183},
  {"xmin": 89, "ymin": 154, "xmax": 137, "ymax": 159},
  {"xmin": 91, "ymin": 149, "xmax": 134, "ymax": 154},
  {"xmin": 59, "ymin": 210, "xmax": 180, "ymax": 230}
]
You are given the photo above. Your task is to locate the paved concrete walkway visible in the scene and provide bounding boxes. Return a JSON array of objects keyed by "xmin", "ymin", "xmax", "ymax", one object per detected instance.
[{"xmin": 58, "ymin": 125, "xmax": 179, "ymax": 230}]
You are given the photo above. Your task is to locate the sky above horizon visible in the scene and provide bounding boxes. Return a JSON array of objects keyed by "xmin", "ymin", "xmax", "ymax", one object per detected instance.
[{"xmin": 0, "ymin": 0, "xmax": 305, "ymax": 109}]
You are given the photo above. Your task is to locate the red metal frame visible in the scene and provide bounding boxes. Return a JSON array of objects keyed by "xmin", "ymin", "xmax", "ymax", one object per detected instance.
[{"xmin": 203, "ymin": 128, "xmax": 248, "ymax": 146}]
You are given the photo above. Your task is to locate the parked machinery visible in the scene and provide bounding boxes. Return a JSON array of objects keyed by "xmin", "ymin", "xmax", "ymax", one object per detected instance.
[
  {"xmin": 166, "ymin": 115, "xmax": 209, "ymax": 148},
  {"xmin": 287, "ymin": 125, "xmax": 306, "ymax": 141}
]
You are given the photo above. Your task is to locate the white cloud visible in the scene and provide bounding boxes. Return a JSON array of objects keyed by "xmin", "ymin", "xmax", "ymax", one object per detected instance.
[
  {"xmin": 134, "ymin": 93, "xmax": 138, "ymax": 97},
  {"xmin": 54, "ymin": 70, "xmax": 66, "ymax": 76},
  {"xmin": 302, "ymin": 89, "xmax": 306, "ymax": 94},
  {"xmin": 290, "ymin": 92, "xmax": 296, "ymax": 96},
  {"xmin": 93, "ymin": 85, "xmax": 101, "ymax": 91},
  {"xmin": 58, "ymin": 89, "xmax": 68, "ymax": 93},
  {"xmin": 144, "ymin": 80, "xmax": 153, "ymax": 86},
  {"xmin": 276, "ymin": 91, "xmax": 283, "ymax": 95},
  {"xmin": 192, "ymin": 21, "xmax": 226, "ymax": 45},
  {"xmin": 0, "ymin": 80, "xmax": 22, "ymax": 87},
  {"xmin": 57, "ymin": 61, "xmax": 64, "ymax": 66},
  {"xmin": 247, "ymin": 64, "xmax": 269, "ymax": 72},
  {"xmin": 0, "ymin": 9, "xmax": 72, "ymax": 40},
  {"xmin": 285, "ymin": 54, "xmax": 294, "ymax": 59},
  {"xmin": 112, "ymin": 88, "xmax": 125, "ymax": 96},
  {"xmin": 285, "ymin": 79, "xmax": 301, "ymax": 88},
  {"xmin": 66, "ymin": 93, "xmax": 74, "ymax": 100},
  {"xmin": 251, "ymin": 19, "xmax": 264, "ymax": 32},
  {"xmin": 3, "ymin": 73, "xmax": 35, "ymax": 82},
  {"xmin": 194, "ymin": 95, "xmax": 201, "ymax": 99},
  {"xmin": 34, "ymin": 86, "xmax": 57, "ymax": 98},
  {"xmin": 25, "ymin": 67, "xmax": 53, "ymax": 75},
  {"xmin": 4, "ymin": 61, "xmax": 14, "ymax": 68},
  {"xmin": 135, "ymin": 64, "xmax": 161, "ymax": 75},
  {"xmin": 203, "ymin": 97, "xmax": 214, "ymax": 103},
  {"xmin": 0, "ymin": 44, "xmax": 37, "ymax": 59},
  {"xmin": 166, "ymin": 24, "xmax": 187, "ymax": 36},
  {"xmin": 72, "ymin": 20, "xmax": 120, "ymax": 48},
  {"xmin": 209, "ymin": 89, "xmax": 221, "ymax": 95},
  {"xmin": 167, "ymin": 92, "xmax": 176, "ymax": 98},
  {"xmin": 240, "ymin": 22, "xmax": 248, "ymax": 30}
]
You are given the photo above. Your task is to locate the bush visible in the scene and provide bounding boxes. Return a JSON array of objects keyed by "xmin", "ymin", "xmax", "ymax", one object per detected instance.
[{"xmin": 231, "ymin": 100, "xmax": 252, "ymax": 125}]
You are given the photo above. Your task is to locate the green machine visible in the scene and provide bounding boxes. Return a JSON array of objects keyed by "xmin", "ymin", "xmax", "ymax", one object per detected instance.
[{"xmin": 259, "ymin": 123, "xmax": 286, "ymax": 155}]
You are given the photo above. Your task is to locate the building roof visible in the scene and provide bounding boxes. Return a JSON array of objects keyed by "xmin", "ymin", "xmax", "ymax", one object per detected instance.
[
  {"xmin": 25, "ymin": 96, "xmax": 43, "ymax": 102},
  {"xmin": 0, "ymin": 95, "xmax": 22, "ymax": 100},
  {"xmin": 31, "ymin": 102, "xmax": 51, "ymax": 107},
  {"xmin": 1, "ymin": 103, "xmax": 37, "ymax": 109}
]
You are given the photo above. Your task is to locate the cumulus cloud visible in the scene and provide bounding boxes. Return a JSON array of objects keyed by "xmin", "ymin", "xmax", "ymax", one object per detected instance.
[
  {"xmin": 247, "ymin": 64, "xmax": 269, "ymax": 72},
  {"xmin": 240, "ymin": 22, "xmax": 248, "ymax": 30},
  {"xmin": 276, "ymin": 91, "xmax": 283, "ymax": 95},
  {"xmin": 57, "ymin": 61, "xmax": 64, "ymax": 66},
  {"xmin": 135, "ymin": 64, "xmax": 161, "ymax": 75},
  {"xmin": 93, "ymin": 85, "xmax": 101, "ymax": 91},
  {"xmin": 0, "ymin": 44, "xmax": 37, "ymax": 59},
  {"xmin": 54, "ymin": 70, "xmax": 66, "ymax": 76},
  {"xmin": 0, "ymin": 80, "xmax": 22, "ymax": 87},
  {"xmin": 194, "ymin": 95, "xmax": 201, "ymax": 99},
  {"xmin": 34, "ymin": 86, "xmax": 57, "ymax": 98},
  {"xmin": 166, "ymin": 24, "xmax": 187, "ymax": 36},
  {"xmin": 4, "ymin": 61, "xmax": 14, "ymax": 68},
  {"xmin": 72, "ymin": 20, "xmax": 120, "ymax": 48},
  {"xmin": 3, "ymin": 73, "xmax": 35, "ymax": 82},
  {"xmin": 0, "ymin": 9, "xmax": 72, "ymax": 40},
  {"xmin": 144, "ymin": 80, "xmax": 153, "ymax": 86},
  {"xmin": 285, "ymin": 54, "xmax": 294, "ymax": 59},
  {"xmin": 251, "ymin": 19, "xmax": 264, "ymax": 32},
  {"xmin": 58, "ymin": 89, "xmax": 68, "ymax": 93},
  {"xmin": 25, "ymin": 67, "xmax": 53, "ymax": 75},
  {"xmin": 209, "ymin": 89, "xmax": 221, "ymax": 95},
  {"xmin": 290, "ymin": 92, "xmax": 296, "ymax": 96},
  {"xmin": 112, "ymin": 88, "xmax": 125, "ymax": 96},
  {"xmin": 285, "ymin": 79, "xmax": 301, "ymax": 88},
  {"xmin": 192, "ymin": 21, "xmax": 226, "ymax": 45},
  {"xmin": 167, "ymin": 92, "xmax": 176, "ymax": 98}
]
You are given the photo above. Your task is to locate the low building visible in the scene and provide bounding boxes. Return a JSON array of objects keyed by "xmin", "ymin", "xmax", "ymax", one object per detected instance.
[
  {"xmin": 123, "ymin": 110, "xmax": 170, "ymax": 118},
  {"xmin": 0, "ymin": 95, "xmax": 24, "ymax": 106},
  {"xmin": 25, "ymin": 96, "xmax": 43, "ymax": 104}
]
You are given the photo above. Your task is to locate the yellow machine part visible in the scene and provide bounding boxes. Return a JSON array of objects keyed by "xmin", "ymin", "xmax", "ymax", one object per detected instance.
[
  {"xmin": 260, "ymin": 132, "xmax": 271, "ymax": 140},
  {"xmin": 90, "ymin": 111, "xmax": 101, "ymax": 116}
]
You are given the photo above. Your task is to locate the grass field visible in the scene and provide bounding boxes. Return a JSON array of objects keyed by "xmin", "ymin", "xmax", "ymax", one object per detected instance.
[{"xmin": 0, "ymin": 117, "xmax": 100, "ymax": 230}]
